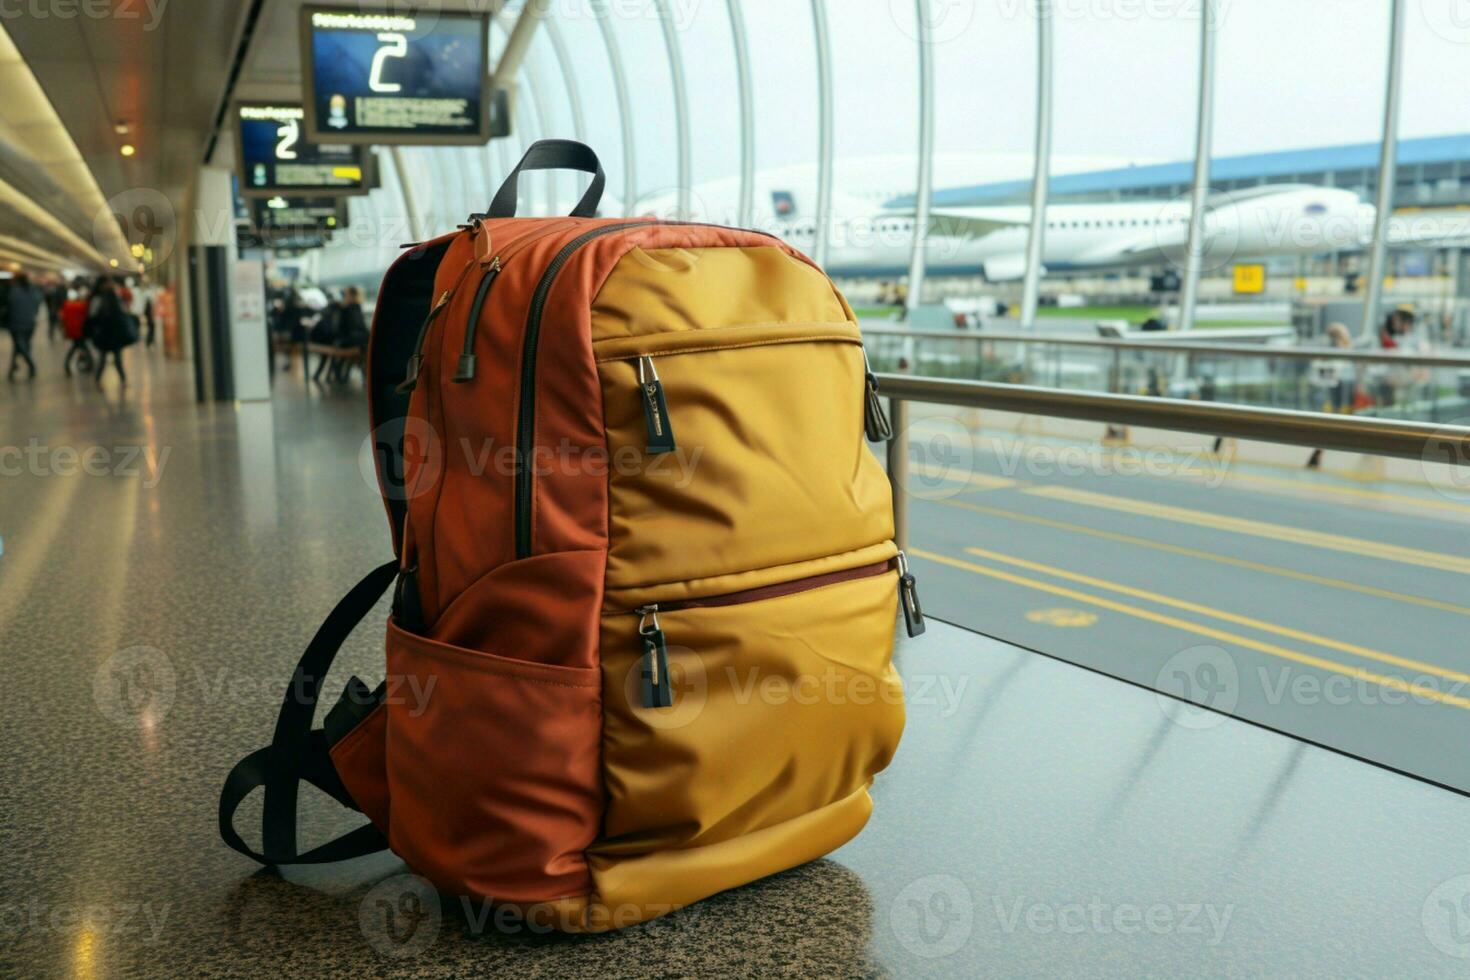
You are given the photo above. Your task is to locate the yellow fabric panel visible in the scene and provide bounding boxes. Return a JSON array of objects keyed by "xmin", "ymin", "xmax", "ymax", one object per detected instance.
[
  {"xmin": 587, "ymin": 786, "xmax": 873, "ymax": 924},
  {"xmin": 603, "ymin": 539, "xmax": 896, "ymax": 615},
  {"xmin": 599, "ymin": 337, "xmax": 894, "ymax": 591},
  {"xmin": 594, "ymin": 569, "xmax": 904, "ymax": 854},
  {"xmin": 590, "ymin": 246, "xmax": 849, "ymax": 343},
  {"xmin": 593, "ymin": 320, "xmax": 860, "ymax": 364}
]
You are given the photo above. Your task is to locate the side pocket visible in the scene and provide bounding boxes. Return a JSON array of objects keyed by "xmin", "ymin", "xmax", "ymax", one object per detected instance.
[
  {"xmin": 328, "ymin": 703, "xmax": 390, "ymax": 835},
  {"xmin": 384, "ymin": 620, "xmax": 602, "ymax": 904}
]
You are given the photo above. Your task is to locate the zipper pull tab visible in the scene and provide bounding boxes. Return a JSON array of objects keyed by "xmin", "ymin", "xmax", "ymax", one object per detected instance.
[
  {"xmin": 897, "ymin": 551, "xmax": 926, "ymax": 638},
  {"xmin": 862, "ymin": 346, "xmax": 893, "ymax": 442},
  {"xmin": 396, "ymin": 291, "xmax": 451, "ymax": 393},
  {"xmin": 637, "ymin": 355, "xmax": 677, "ymax": 455},
  {"xmin": 455, "ymin": 257, "xmax": 500, "ymax": 383},
  {"xmin": 637, "ymin": 606, "xmax": 674, "ymax": 708}
]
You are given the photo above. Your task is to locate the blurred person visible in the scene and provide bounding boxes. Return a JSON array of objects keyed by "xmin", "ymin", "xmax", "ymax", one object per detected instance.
[
  {"xmin": 130, "ymin": 278, "xmax": 157, "ymax": 348},
  {"xmin": 87, "ymin": 276, "xmax": 137, "ymax": 387},
  {"xmin": 1305, "ymin": 322, "xmax": 1358, "ymax": 468},
  {"xmin": 1309, "ymin": 322, "xmax": 1358, "ymax": 413},
  {"xmin": 61, "ymin": 286, "xmax": 92, "ymax": 377},
  {"xmin": 44, "ymin": 275, "xmax": 66, "ymax": 341},
  {"xmin": 5, "ymin": 271, "xmax": 43, "ymax": 381}
]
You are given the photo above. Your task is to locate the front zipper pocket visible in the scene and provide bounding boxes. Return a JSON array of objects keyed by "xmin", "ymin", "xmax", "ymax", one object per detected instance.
[
  {"xmin": 596, "ymin": 557, "xmax": 905, "ymax": 855},
  {"xmin": 629, "ymin": 557, "xmax": 902, "ymax": 708},
  {"xmin": 597, "ymin": 323, "xmax": 895, "ymax": 592}
]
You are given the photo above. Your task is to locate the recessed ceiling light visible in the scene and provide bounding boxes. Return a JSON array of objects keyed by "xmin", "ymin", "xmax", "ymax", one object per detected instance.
[
  {"xmin": 114, "ymin": 122, "xmax": 130, "ymax": 135},
  {"xmin": 109, "ymin": 259, "xmax": 119, "ymax": 268},
  {"xmin": 120, "ymin": 144, "xmax": 136, "ymax": 157}
]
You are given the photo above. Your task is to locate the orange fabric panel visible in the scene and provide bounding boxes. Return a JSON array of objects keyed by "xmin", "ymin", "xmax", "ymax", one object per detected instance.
[
  {"xmin": 327, "ymin": 703, "xmax": 390, "ymax": 835},
  {"xmin": 384, "ymin": 620, "xmax": 603, "ymax": 904}
]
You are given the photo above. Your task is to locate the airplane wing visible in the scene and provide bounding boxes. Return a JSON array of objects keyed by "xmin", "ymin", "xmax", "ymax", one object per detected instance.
[
  {"xmin": 925, "ymin": 207, "xmax": 1028, "ymax": 239},
  {"xmin": 1386, "ymin": 210, "xmax": 1470, "ymax": 248}
]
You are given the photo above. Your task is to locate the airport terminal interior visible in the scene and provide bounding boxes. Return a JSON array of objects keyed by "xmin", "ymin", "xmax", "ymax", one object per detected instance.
[{"xmin": 4, "ymin": 0, "xmax": 1470, "ymax": 976}]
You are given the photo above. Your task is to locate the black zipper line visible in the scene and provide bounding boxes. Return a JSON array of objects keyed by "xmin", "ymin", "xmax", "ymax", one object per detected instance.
[{"xmin": 513, "ymin": 220, "xmax": 783, "ymax": 559}]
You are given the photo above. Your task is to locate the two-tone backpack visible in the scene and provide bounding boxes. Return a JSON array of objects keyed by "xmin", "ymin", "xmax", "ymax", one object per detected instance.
[{"xmin": 220, "ymin": 140, "xmax": 924, "ymax": 932}]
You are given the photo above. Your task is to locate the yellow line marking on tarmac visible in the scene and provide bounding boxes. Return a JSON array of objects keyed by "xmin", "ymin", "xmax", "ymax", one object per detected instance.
[
  {"xmin": 963, "ymin": 545, "xmax": 1470, "ymax": 686},
  {"xmin": 907, "ymin": 460, "xmax": 1018, "ymax": 492},
  {"xmin": 1024, "ymin": 484, "xmax": 1470, "ymax": 575},
  {"xmin": 1213, "ymin": 471, "xmax": 1470, "ymax": 519},
  {"xmin": 905, "ymin": 417, "xmax": 1470, "ymax": 517},
  {"xmin": 930, "ymin": 496, "xmax": 1470, "ymax": 619},
  {"xmin": 911, "ymin": 548, "xmax": 1470, "ymax": 712}
]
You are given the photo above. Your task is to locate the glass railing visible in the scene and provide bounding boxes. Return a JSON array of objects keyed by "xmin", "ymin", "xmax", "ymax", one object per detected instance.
[{"xmin": 863, "ymin": 326, "xmax": 1470, "ymax": 424}]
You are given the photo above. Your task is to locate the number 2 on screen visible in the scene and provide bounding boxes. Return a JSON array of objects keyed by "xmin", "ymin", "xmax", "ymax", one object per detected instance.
[
  {"xmin": 370, "ymin": 32, "xmax": 407, "ymax": 94},
  {"xmin": 275, "ymin": 119, "xmax": 299, "ymax": 160}
]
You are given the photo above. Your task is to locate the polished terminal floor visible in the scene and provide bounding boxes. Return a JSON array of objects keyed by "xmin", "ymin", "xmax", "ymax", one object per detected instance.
[{"xmin": 4, "ymin": 337, "xmax": 1470, "ymax": 977}]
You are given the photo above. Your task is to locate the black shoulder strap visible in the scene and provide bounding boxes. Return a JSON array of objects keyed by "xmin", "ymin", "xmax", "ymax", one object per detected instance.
[{"xmin": 218, "ymin": 560, "xmax": 398, "ymax": 865}]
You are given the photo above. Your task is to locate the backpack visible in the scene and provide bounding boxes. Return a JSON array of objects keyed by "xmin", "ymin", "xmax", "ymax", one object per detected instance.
[{"xmin": 219, "ymin": 140, "xmax": 922, "ymax": 933}]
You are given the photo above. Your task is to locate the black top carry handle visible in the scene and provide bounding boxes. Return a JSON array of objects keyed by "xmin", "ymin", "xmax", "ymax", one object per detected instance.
[{"xmin": 485, "ymin": 139, "xmax": 605, "ymax": 219}]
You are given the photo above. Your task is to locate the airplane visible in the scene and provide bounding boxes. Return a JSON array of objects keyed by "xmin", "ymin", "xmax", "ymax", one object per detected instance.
[{"xmin": 638, "ymin": 166, "xmax": 1470, "ymax": 282}]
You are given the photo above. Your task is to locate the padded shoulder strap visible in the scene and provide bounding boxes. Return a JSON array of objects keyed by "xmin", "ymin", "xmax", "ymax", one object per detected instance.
[{"xmin": 218, "ymin": 561, "xmax": 398, "ymax": 865}]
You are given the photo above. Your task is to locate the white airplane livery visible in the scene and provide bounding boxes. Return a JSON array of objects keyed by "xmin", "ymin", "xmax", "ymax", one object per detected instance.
[{"xmin": 637, "ymin": 164, "xmax": 1470, "ymax": 281}]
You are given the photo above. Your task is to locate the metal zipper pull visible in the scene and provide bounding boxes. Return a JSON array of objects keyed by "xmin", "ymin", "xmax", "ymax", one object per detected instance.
[
  {"xmin": 637, "ymin": 605, "xmax": 674, "ymax": 709},
  {"xmin": 396, "ymin": 291, "xmax": 451, "ymax": 393},
  {"xmin": 897, "ymin": 551, "xmax": 926, "ymax": 638},
  {"xmin": 862, "ymin": 345, "xmax": 893, "ymax": 442},
  {"xmin": 637, "ymin": 355, "xmax": 677, "ymax": 455},
  {"xmin": 454, "ymin": 256, "xmax": 500, "ymax": 383}
]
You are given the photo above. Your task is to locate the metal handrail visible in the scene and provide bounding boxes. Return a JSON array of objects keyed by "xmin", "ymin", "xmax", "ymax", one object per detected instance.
[
  {"xmin": 878, "ymin": 373, "xmax": 1470, "ymax": 461},
  {"xmin": 863, "ymin": 326, "xmax": 1470, "ymax": 369},
  {"xmin": 878, "ymin": 373, "xmax": 1470, "ymax": 549}
]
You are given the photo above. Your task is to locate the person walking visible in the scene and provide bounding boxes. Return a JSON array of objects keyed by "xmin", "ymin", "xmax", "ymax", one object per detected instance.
[
  {"xmin": 5, "ymin": 271, "xmax": 44, "ymax": 381},
  {"xmin": 87, "ymin": 276, "xmax": 137, "ymax": 388},
  {"xmin": 61, "ymin": 286, "xmax": 92, "ymax": 377}
]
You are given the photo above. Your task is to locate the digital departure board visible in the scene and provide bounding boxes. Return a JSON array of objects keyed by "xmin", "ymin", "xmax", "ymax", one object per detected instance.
[
  {"xmin": 251, "ymin": 196, "xmax": 348, "ymax": 233},
  {"xmin": 235, "ymin": 103, "xmax": 369, "ymax": 197},
  {"xmin": 300, "ymin": 6, "xmax": 493, "ymax": 145}
]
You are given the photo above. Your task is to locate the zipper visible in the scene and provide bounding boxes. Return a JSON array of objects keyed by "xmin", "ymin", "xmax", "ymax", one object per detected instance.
[
  {"xmin": 515, "ymin": 219, "xmax": 782, "ymax": 559},
  {"xmin": 637, "ymin": 354, "xmax": 676, "ymax": 454},
  {"xmin": 395, "ymin": 290, "xmax": 452, "ymax": 393},
  {"xmin": 896, "ymin": 550, "xmax": 926, "ymax": 637},
  {"xmin": 630, "ymin": 557, "xmax": 909, "ymax": 709},
  {"xmin": 453, "ymin": 256, "xmax": 500, "ymax": 382},
  {"xmin": 861, "ymin": 344, "xmax": 893, "ymax": 442}
]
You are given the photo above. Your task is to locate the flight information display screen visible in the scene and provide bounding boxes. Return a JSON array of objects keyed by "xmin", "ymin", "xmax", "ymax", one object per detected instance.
[
  {"xmin": 251, "ymin": 197, "xmax": 348, "ymax": 232},
  {"xmin": 236, "ymin": 103, "xmax": 369, "ymax": 196},
  {"xmin": 300, "ymin": 6, "xmax": 491, "ymax": 145}
]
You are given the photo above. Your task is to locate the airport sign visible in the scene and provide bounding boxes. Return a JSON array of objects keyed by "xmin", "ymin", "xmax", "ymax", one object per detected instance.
[
  {"xmin": 235, "ymin": 102, "xmax": 370, "ymax": 197},
  {"xmin": 299, "ymin": 5, "xmax": 497, "ymax": 145},
  {"xmin": 250, "ymin": 196, "xmax": 349, "ymax": 233}
]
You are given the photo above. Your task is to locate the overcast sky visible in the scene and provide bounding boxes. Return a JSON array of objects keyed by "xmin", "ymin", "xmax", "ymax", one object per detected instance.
[{"xmin": 517, "ymin": 0, "xmax": 1470, "ymax": 197}]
